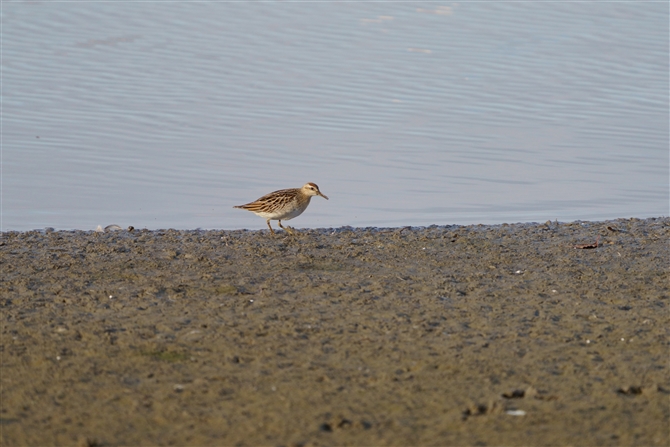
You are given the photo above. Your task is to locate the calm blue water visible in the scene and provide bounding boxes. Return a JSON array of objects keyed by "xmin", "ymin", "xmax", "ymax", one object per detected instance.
[{"xmin": 3, "ymin": 2, "xmax": 668, "ymax": 231}]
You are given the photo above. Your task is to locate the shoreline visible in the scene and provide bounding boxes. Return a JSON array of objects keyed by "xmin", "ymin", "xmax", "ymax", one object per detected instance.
[
  {"xmin": 2, "ymin": 217, "xmax": 668, "ymax": 446},
  {"xmin": 3, "ymin": 215, "xmax": 668, "ymax": 235},
  {"xmin": 6, "ymin": 217, "xmax": 666, "ymax": 237}
]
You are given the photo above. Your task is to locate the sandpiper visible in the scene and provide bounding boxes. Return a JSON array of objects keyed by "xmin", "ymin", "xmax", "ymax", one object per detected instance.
[{"xmin": 234, "ymin": 182, "xmax": 328, "ymax": 234}]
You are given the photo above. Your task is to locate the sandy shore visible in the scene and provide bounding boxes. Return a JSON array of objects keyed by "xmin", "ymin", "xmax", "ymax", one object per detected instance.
[{"xmin": 1, "ymin": 218, "xmax": 668, "ymax": 446}]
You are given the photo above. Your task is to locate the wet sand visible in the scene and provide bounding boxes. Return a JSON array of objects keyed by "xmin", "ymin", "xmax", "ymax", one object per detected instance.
[{"xmin": 1, "ymin": 218, "xmax": 668, "ymax": 446}]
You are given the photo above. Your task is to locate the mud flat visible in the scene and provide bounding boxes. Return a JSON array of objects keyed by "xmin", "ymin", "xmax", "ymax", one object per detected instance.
[{"xmin": 1, "ymin": 218, "xmax": 668, "ymax": 446}]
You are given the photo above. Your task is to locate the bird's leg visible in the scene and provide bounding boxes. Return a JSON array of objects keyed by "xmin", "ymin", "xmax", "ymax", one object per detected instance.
[
  {"xmin": 277, "ymin": 220, "xmax": 295, "ymax": 235},
  {"xmin": 266, "ymin": 219, "xmax": 275, "ymax": 235}
]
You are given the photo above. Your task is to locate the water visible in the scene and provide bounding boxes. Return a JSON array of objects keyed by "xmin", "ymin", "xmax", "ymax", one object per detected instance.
[{"xmin": 3, "ymin": 2, "xmax": 668, "ymax": 231}]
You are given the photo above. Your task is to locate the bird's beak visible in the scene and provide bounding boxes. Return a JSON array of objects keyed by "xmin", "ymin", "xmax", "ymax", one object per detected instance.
[{"xmin": 319, "ymin": 192, "xmax": 329, "ymax": 200}]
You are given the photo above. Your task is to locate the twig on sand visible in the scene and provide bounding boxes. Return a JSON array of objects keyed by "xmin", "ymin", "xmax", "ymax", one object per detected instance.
[{"xmin": 574, "ymin": 235, "xmax": 600, "ymax": 249}]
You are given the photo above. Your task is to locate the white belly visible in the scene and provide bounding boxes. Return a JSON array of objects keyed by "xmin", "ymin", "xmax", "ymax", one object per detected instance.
[{"xmin": 255, "ymin": 200, "xmax": 310, "ymax": 221}]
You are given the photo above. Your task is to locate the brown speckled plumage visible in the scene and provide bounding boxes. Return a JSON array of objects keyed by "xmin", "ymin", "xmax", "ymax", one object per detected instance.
[{"xmin": 234, "ymin": 182, "xmax": 328, "ymax": 234}]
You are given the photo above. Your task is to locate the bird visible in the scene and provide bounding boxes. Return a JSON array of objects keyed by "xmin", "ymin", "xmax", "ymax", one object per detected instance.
[{"xmin": 234, "ymin": 182, "xmax": 328, "ymax": 235}]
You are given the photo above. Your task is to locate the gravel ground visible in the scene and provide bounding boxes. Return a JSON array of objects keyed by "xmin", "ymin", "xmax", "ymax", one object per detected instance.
[{"xmin": 1, "ymin": 217, "xmax": 668, "ymax": 446}]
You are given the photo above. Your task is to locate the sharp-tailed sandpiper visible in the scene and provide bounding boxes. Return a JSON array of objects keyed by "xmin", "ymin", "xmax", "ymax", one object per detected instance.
[{"xmin": 234, "ymin": 182, "xmax": 328, "ymax": 234}]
